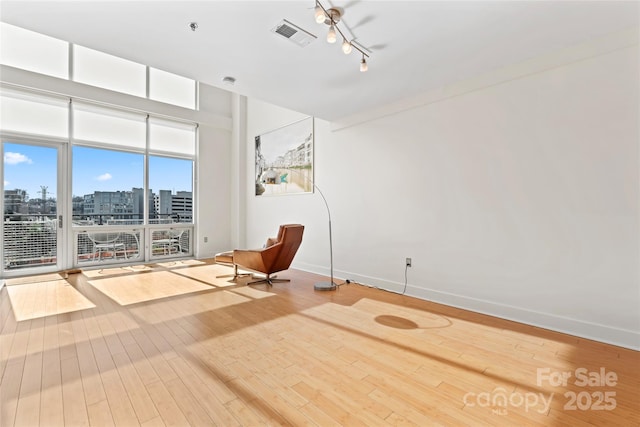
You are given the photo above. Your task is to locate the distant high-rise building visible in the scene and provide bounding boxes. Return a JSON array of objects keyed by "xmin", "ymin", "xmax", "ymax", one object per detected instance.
[
  {"xmin": 83, "ymin": 191, "xmax": 132, "ymax": 215},
  {"xmin": 132, "ymin": 187, "xmax": 153, "ymax": 220},
  {"xmin": 172, "ymin": 191, "xmax": 193, "ymax": 222},
  {"xmin": 75, "ymin": 188, "xmax": 192, "ymax": 224},
  {"xmin": 4, "ymin": 189, "xmax": 28, "ymax": 214},
  {"xmin": 154, "ymin": 190, "xmax": 172, "ymax": 219},
  {"xmin": 72, "ymin": 196, "xmax": 84, "ymax": 216}
]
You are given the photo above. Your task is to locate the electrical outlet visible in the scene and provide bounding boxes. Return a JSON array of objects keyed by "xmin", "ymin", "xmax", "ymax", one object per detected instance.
[
  {"xmin": 204, "ymin": 236, "xmax": 208, "ymax": 243},
  {"xmin": 406, "ymin": 257, "xmax": 412, "ymax": 267}
]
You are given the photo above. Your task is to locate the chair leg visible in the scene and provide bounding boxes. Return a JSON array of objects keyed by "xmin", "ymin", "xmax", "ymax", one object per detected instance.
[
  {"xmin": 216, "ymin": 264, "xmax": 251, "ymax": 280},
  {"xmin": 248, "ymin": 274, "xmax": 290, "ymax": 286}
]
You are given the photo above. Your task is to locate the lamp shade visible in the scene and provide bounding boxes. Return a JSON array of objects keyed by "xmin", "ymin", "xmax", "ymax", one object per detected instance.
[
  {"xmin": 342, "ymin": 39, "xmax": 352, "ymax": 54},
  {"xmin": 315, "ymin": 5, "xmax": 325, "ymax": 23},
  {"xmin": 360, "ymin": 57, "xmax": 368, "ymax": 72},
  {"xmin": 327, "ymin": 24, "xmax": 337, "ymax": 43}
]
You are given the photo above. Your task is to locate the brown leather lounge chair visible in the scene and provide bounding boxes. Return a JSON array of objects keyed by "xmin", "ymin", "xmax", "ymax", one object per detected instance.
[{"xmin": 215, "ymin": 224, "xmax": 304, "ymax": 285}]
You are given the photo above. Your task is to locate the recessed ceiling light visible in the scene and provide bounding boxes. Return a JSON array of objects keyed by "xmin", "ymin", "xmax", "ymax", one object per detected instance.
[{"xmin": 222, "ymin": 76, "xmax": 236, "ymax": 85}]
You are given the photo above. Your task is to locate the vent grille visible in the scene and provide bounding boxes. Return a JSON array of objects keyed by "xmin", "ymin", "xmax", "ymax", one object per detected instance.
[
  {"xmin": 275, "ymin": 24, "xmax": 297, "ymax": 39},
  {"xmin": 271, "ymin": 20, "xmax": 316, "ymax": 47}
]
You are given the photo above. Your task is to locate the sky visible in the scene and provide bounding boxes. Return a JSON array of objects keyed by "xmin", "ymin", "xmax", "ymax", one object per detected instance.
[
  {"xmin": 259, "ymin": 117, "xmax": 312, "ymax": 164},
  {"xmin": 3, "ymin": 143, "xmax": 192, "ymax": 201}
]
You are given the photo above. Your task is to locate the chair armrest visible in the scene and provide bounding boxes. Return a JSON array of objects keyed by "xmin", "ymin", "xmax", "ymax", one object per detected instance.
[
  {"xmin": 233, "ymin": 244, "xmax": 282, "ymax": 273},
  {"xmin": 233, "ymin": 248, "xmax": 268, "ymax": 272}
]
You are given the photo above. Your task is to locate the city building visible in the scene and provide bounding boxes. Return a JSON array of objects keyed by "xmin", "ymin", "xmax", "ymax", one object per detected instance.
[
  {"xmin": 3, "ymin": 189, "xmax": 27, "ymax": 215},
  {"xmin": 171, "ymin": 191, "xmax": 193, "ymax": 222},
  {"xmin": 154, "ymin": 189, "xmax": 172, "ymax": 219}
]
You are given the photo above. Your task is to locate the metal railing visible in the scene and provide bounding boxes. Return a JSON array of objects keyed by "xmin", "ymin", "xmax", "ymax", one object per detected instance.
[
  {"xmin": 75, "ymin": 227, "xmax": 192, "ymax": 265},
  {"xmin": 150, "ymin": 228, "xmax": 191, "ymax": 259},
  {"xmin": 3, "ymin": 214, "xmax": 193, "ymax": 270},
  {"xmin": 72, "ymin": 213, "xmax": 192, "ymax": 226},
  {"xmin": 3, "ymin": 215, "xmax": 57, "ymax": 270},
  {"xmin": 76, "ymin": 230, "xmax": 142, "ymax": 264}
]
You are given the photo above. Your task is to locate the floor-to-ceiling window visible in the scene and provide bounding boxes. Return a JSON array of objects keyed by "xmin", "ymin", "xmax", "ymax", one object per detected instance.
[
  {"xmin": 71, "ymin": 146, "xmax": 145, "ymax": 264},
  {"xmin": 0, "ymin": 22, "xmax": 198, "ymax": 276},
  {"xmin": 70, "ymin": 107, "xmax": 197, "ymax": 266},
  {"xmin": 2, "ymin": 142, "xmax": 62, "ymax": 271},
  {"xmin": 0, "ymin": 88, "xmax": 69, "ymax": 274}
]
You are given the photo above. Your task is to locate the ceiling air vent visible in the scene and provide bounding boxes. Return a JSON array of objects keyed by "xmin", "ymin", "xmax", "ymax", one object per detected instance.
[{"xmin": 271, "ymin": 19, "xmax": 316, "ymax": 47}]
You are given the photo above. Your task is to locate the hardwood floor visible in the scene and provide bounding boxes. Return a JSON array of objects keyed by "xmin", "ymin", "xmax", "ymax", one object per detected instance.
[{"xmin": 1, "ymin": 259, "xmax": 638, "ymax": 426}]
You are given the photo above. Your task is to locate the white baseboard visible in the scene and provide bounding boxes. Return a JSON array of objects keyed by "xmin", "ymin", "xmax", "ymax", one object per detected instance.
[
  {"xmin": 292, "ymin": 261, "xmax": 640, "ymax": 351},
  {"xmin": 406, "ymin": 284, "xmax": 640, "ymax": 352}
]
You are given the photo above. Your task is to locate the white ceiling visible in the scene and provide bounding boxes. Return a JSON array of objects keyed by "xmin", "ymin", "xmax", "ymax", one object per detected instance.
[{"xmin": 1, "ymin": 1, "xmax": 637, "ymax": 121}]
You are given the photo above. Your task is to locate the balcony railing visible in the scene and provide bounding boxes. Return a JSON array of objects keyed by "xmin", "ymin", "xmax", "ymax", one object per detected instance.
[
  {"xmin": 75, "ymin": 227, "xmax": 192, "ymax": 265},
  {"xmin": 3, "ymin": 215, "xmax": 57, "ymax": 270},
  {"xmin": 3, "ymin": 213, "xmax": 193, "ymax": 271},
  {"xmin": 150, "ymin": 228, "xmax": 191, "ymax": 258},
  {"xmin": 72, "ymin": 213, "xmax": 192, "ymax": 226}
]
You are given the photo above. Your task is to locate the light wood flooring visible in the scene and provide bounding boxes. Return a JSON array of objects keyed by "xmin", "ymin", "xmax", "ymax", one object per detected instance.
[{"xmin": 1, "ymin": 259, "xmax": 638, "ymax": 426}]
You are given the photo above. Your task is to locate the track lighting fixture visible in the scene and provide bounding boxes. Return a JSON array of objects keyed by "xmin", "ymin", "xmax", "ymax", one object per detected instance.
[{"xmin": 314, "ymin": 0, "xmax": 369, "ymax": 72}]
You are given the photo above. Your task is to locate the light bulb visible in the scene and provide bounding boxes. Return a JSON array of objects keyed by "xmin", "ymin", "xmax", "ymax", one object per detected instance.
[
  {"xmin": 360, "ymin": 57, "xmax": 368, "ymax": 72},
  {"xmin": 342, "ymin": 39, "xmax": 352, "ymax": 54},
  {"xmin": 327, "ymin": 24, "xmax": 337, "ymax": 43},
  {"xmin": 314, "ymin": 5, "xmax": 325, "ymax": 24}
]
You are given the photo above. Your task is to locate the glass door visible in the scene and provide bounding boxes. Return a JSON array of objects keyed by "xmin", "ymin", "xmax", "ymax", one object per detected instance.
[{"xmin": 2, "ymin": 141, "xmax": 62, "ymax": 274}]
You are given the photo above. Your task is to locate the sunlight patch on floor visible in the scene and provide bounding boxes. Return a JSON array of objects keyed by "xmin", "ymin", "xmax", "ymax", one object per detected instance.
[
  {"xmin": 83, "ymin": 265, "xmax": 162, "ymax": 279},
  {"xmin": 7, "ymin": 279, "xmax": 96, "ymax": 321},
  {"xmin": 5, "ymin": 273, "xmax": 67, "ymax": 286},
  {"xmin": 156, "ymin": 259, "xmax": 206, "ymax": 268},
  {"xmin": 89, "ymin": 270, "xmax": 213, "ymax": 305},
  {"xmin": 128, "ymin": 288, "xmax": 256, "ymax": 322},
  {"xmin": 352, "ymin": 298, "xmax": 453, "ymax": 329},
  {"xmin": 169, "ymin": 263, "xmax": 247, "ymax": 288},
  {"xmin": 303, "ymin": 298, "xmax": 452, "ymax": 332}
]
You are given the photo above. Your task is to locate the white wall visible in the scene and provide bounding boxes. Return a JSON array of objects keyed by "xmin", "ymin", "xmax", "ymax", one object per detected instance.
[
  {"xmin": 243, "ymin": 42, "xmax": 639, "ymax": 349},
  {"xmin": 196, "ymin": 123, "xmax": 232, "ymax": 258},
  {"xmin": 245, "ymin": 101, "xmax": 335, "ymax": 272},
  {"xmin": 195, "ymin": 83, "xmax": 234, "ymax": 258}
]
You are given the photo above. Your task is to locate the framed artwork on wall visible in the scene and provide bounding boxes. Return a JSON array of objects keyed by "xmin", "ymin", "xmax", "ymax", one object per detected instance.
[{"xmin": 254, "ymin": 116, "xmax": 313, "ymax": 196}]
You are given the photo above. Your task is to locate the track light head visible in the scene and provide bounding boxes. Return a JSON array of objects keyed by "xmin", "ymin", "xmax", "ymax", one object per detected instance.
[
  {"xmin": 342, "ymin": 39, "xmax": 352, "ymax": 54},
  {"xmin": 314, "ymin": 4, "xmax": 325, "ymax": 24},
  {"xmin": 360, "ymin": 56, "xmax": 368, "ymax": 72},
  {"xmin": 327, "ymin": 24, "xmax": 337, "ymax": 43}
]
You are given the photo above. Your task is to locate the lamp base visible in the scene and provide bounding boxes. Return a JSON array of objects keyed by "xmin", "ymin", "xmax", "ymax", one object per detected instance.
[{"xmin": 314, "ymin": 281, "xmax": 337, "ymax": 291}]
